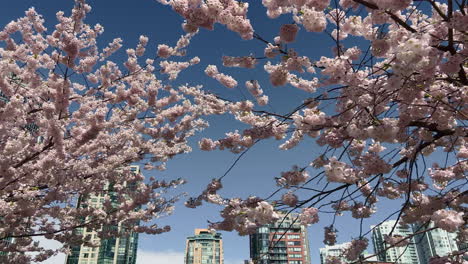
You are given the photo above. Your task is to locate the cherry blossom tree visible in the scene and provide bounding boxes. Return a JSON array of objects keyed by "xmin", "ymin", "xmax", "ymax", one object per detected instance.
[
  {"xmin": 0, "ymin": 0, "xmax": 230, "ymax": 262},
  {"xmin": 157, "ymin": 0, "xmax": 467, "ymax": 263},
  {"xmin": 2, "ymin": 0, "xmax": 467, "ymax": 262}
]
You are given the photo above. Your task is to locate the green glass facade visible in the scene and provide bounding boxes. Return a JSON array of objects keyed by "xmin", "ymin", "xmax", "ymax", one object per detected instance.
[
  {"xmin": 65, "ymin": 166, "xmax": 140, "ymax": 264},
  {"xmin": 66, "ymin": 231, "xmax": 138, "ymax": 264}
]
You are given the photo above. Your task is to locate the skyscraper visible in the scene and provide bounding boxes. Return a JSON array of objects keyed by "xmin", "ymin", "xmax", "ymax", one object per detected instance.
[
  {"xmin": 185, "ymin": 229, "xmax": 223, "ymax": 264},
  {"xmin": 65, "ymin": 166, "xmax": 140, "ymax": 264},
  {"xmin": 249, "ymin": 212, "xmax": 311, "ymax": 264},
  {"xmin": 371, "ymin": 220, "xmax": 420, "ymax": 264},
  {"xmin": 413, "ymin": 222, "xmax": 459, "ymax": 264}
]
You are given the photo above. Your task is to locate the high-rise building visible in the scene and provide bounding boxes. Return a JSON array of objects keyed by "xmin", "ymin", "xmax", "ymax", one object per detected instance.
[
  {"xmin": 413, "ymin": 222, "xmax": 459, "ymax": 264},
  {"xmin": 249, "ymin": 213, "xmax": 311, "ymax": 264},
  {"xmin": 319, "ymin": 242, "xmax": 379, "ymax": 264},
  {"xmin": 371, "ymin": 220, "xmax": 420, "ymax": 264},
  {"xmin": 458, "ymin": 241, "xmax": 468, "ymax": 262},
  {"xmin": 319, "ymin": 242, "xmax": 350, "ymax": 264},
  {"xmin": 0, "ymin": 237, "xmax": 14, "ymax": 260},
  {"xmin": 185, "ymin": 229, "xmax": 223, "ymax": 264},
  {"xmin": 65, "ymin": 166, "xmax": 141, "ymax": 264}
]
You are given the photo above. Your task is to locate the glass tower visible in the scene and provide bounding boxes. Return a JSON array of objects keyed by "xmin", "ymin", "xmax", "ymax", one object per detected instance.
[
  {"xmin": 65, "ymin": 166, "xmax": 140, "ymax": 264},
  {"xmin": 185, "ymin": 229, "xmax": 223, "ymax": 264},
  {"xmin": 413, "ymin": 222, "xmax": 459, "ymax": 264},
  {"xmin": 249, "ymin": 213, "xmax": 311, "ymax": 264},
  {"xmin": 371, "ymin": 220, "xmax": 420, "ymax": 264}
]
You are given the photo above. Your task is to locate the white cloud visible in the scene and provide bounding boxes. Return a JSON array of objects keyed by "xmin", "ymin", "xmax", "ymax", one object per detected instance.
[{"xmin": 137, "ymin": 250, "xmax": 184, "ymax": 264}]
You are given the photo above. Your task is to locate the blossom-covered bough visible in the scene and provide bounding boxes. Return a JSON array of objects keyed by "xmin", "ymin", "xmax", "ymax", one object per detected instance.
[
  {"xmin": 0, "ymin": 0, "xmax": 233, "ymax": 262},
  {"xmin": 158, "ymin": 0, "xmax": 467, "ymax": 263}
]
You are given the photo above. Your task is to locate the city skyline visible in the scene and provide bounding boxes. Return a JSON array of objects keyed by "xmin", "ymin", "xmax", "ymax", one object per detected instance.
[{"xmin": 317, "ymin": 220, "xmax": 464, "ymax": 264}]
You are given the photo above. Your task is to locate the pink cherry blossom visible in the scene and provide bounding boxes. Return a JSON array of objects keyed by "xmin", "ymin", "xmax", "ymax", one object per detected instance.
[
  {"xmin": 279, "ymin": 24, "xmax": 299, "ymax": 43},
  {"xmin": 344, "ymin": 238, "xmax": 368, "ymax": 261},
  {"xmin": 277, "ymin": 166, "xmax": 309, "ymax": 187},
  {"xmin": 300, "ymin": 7, "xmax": 327, "ymax": 32},
  {"xmin": 155, "ymin": 1, "xmax": 468, "ymax": 263},
  {"xmin": 324, "ymin": 226, "xmax": 337, "ymax": 245},
  {"xmin": 210, "ymin": 197, "xmax": 279, "ymax": 235},
  {"xmin": 269, "ymin": 68, "xmax": 288, "ymax": 86},
  {"xmin": 282, "ymin": 192, "xmax": 299, "ymax": 207},
  {"xmin": 223, "ymin": 56, "xmax": 257, "ymax": 68},
  {"xmin": 157, "ymin": 44, "xmax": 173, "ymax": 58},
  {"xmin": 199, "ymin": 138, "xmax": 219, "ymax": 151},
  {"xmin": 6, "ymin": 0, "xmax": 465, "ymax": 260},
  {"xmin": 371, "ymin": 39, "xmax": 390, "ymax": 57},
  {"xmin": 204, "ymin": 64, "xmax": 238, "ymax": 88},
  {"xmin": 431, "ymin": 209, "xmax": 465, "ymax": 232},
  {"xmin": 299, "ymin": 207, "xmax": 319, "ymax": 225},
  {"xmin": 324, "ymin": 157, "xmax": 358, "ymax": 184},
  {"xmin": 0, "ymin": 1, "xmax": 232, "ymax": 260},
  {"xmin": 384, "ymin": 234, "xmax": 409, "ymax": 247}
]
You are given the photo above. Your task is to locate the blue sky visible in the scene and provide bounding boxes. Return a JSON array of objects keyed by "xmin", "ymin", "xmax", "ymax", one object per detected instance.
[{"xmin": 0, "ymin": 1, "xmax": 418, "ymax": 263}]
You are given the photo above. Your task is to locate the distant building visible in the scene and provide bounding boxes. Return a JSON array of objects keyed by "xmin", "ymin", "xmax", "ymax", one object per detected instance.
[
  {"xmin": 413, "ymin": 222, "xmax": 459, "ymax": 264},
  {"xmin": 319, "ymin": 243, "xmax": 379, "ymax": 264},
  {"xmin": 185, "ymin": 229, "xmax": 223, "ymax": 264},
  {"xmin": 0, "ymin": 90, "xmax": 8, "ymax": 103},
  {"xmin": 319, "ymin": 242, "xmax": 350, "ymax": 264},
  {"xmin": 65, "ymin": 166, "xmax": 141, "ymax": 264},
  {"xmin": 0, "ymin": 237, "xmax": 14, "ymax": 260},
  {"xmin": 249, "ymin": 212, "xmax": 311, "ymax": 264},
  {"xmin": 458, "ymin": 241, "xmax": 468, "ymax": 262},
  {"xmin": 371, "ymin": 220, "xmax": 420, "ymax": 264}
]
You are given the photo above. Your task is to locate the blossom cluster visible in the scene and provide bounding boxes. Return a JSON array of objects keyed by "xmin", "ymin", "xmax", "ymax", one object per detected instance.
[
  {"xmin": 209, "ymin": 197, "xmax": 279, "ymax": 236},
  {"xmin": 0, "ymin": 1, "xmax": 231, "ymax": 261},
  {"xmin": 205, "ymin": 64, "xmax": 238, "ymax": 89},
  {"xmin": 160, "ymin": 0, "xmax": 468, "ymax": 260},
  {"xmin": 156, "ymin": 0, "xmax": 254, "ymax": 39}
]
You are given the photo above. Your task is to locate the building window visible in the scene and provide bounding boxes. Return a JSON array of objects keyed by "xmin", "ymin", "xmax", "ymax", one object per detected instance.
[{"xmin": 288, "ymin": 253, "xmax": 302, "ymax": 258}]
